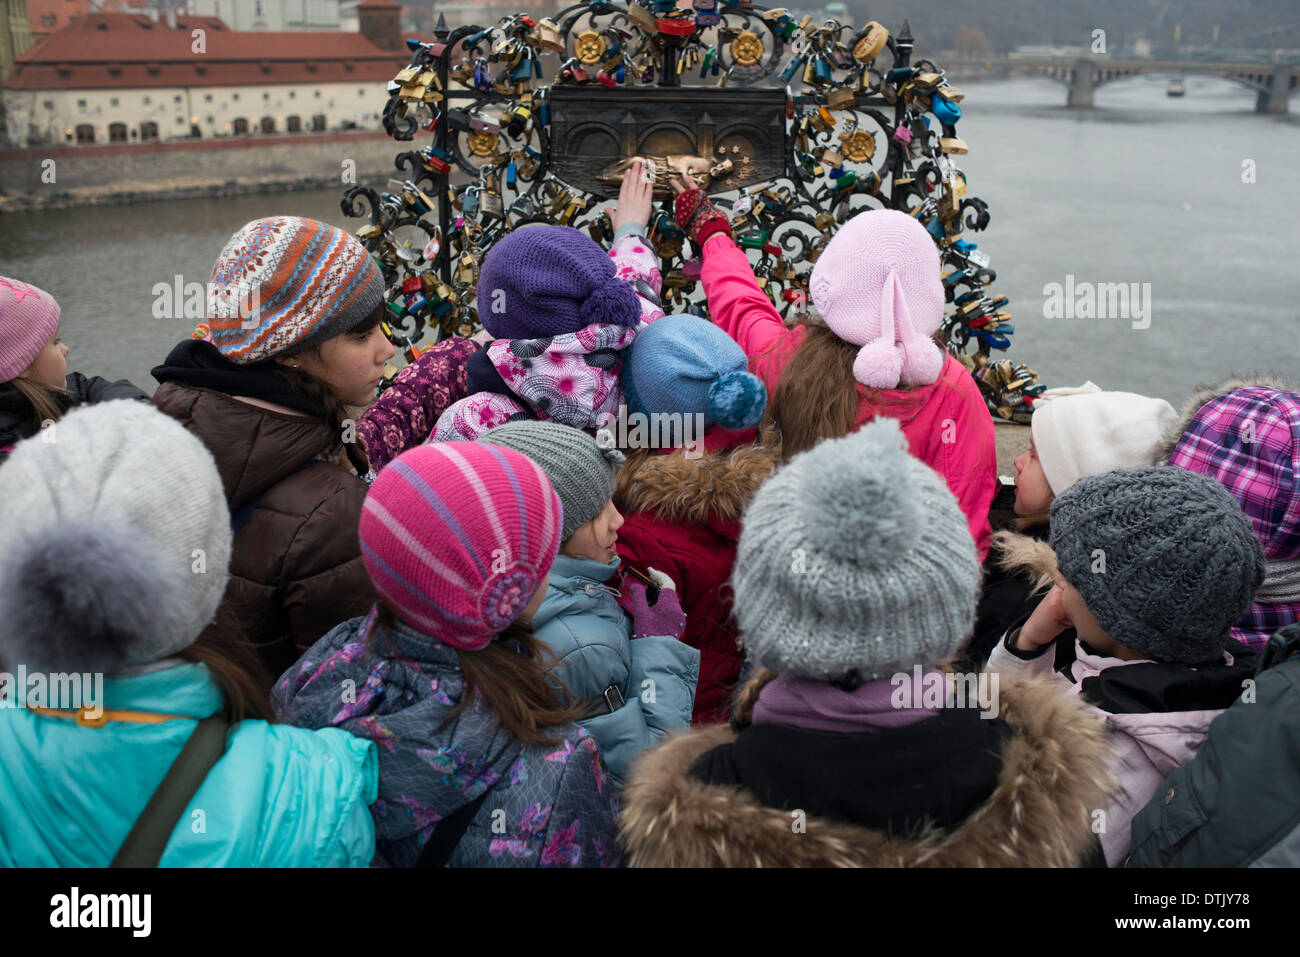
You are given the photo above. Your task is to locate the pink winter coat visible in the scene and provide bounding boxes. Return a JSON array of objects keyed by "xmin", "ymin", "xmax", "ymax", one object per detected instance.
[
  {"xmin": 987, "ymin": 634, "xmax": 1238, "ymax": 866},
  {"xmin": 700, "ymin": 233, "xmax": 996, "ymax": 559}
]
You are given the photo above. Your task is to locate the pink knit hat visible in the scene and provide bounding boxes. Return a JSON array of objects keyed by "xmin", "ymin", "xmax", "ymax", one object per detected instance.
[
  {"xmin": 809, "ymin": 210, "xmax": 947, "ymax": 390},
  {"xmin": 358, "ymin": 442, "xmax": 563, "ymax": 650},
  {"xmin": 0, "ymin": 276, "xmax": 61, "ymax": 382}
]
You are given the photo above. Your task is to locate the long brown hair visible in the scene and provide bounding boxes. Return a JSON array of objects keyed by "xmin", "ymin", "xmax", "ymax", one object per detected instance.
[
  {"xmin": 4, "ymin": 377, "xmax": 71, "ymax": 438},
  {"xmin": 176, "ymin": 605, "xmax": 274, "ymax": 723},
  {"xmin": 764, "ymin": 324, "xmax": 863, "ymax": 460},
  {"xmin": 368, "ymin": 604, "xmax": 586, "ymax": 746}
]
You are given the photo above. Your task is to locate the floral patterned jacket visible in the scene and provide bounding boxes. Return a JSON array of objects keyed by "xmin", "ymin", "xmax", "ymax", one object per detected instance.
[{"xmin": 273, "ymin": 607, "xmax": 622, "ymax": 868}]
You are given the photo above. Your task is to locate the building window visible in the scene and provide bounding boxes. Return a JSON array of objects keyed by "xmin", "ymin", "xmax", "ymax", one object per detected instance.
[
  {"xmin": 140, "ymin": 121, "xmax": 159, "ymax": 141},
  {"xmin": 232, "ymin": 92, "xmax": 239, "ymax": 101},
  {"xmin": 260, "ymin": 116, "xmax": 276, "ymax": 133},
  {"xmin": 314, "ymin": 90, "xmax": 321, "ymax": 99},
  {"xmin": 289, "ymin": 90, "xmax": 295, "ymax": 99},
  {"xmin": 110, "ymin": 97, "xmax": 119, "ymax": 107},
  {"xmin": 233, "ymin": 117, "xmax": 249, "ymax": 134},
  {"xmin": 75, "ymin": 124, "xmax": 95, "ymax": 143},
  {"xmin": 174, "ymin": 94, "xmax": 182, "ymax": 103},
  {"xmin": 263, "ymin": 92, "xmax": 270, "ymax": 101},
  {"xmin": 176, "ymin": 116, "xmax": 185, "ymax": 125},
  {"xmin": 206, "ymin": 115, "xmax": 214, "ymax": 124},
  {"xmin": 43, "ymin": 100, "xmax": 53, "ymax": 110},
  {"xmin": 311, "ymin": 113, "xmax": 326, "ymax": 131},
  {"xmin": 204, "ymin": 94, "xmax": 213, "ymax": 102},
  {"xmin": 142, "ymin": 95, "xmax": 151, "ymax": 105},
  {"xmin": 255, "ymin": 0, "xmax": 264, "ymax": 16},
  {"xmin": 286, "ymin": 115, "xmax": 302, "ymax": 132},
  {"xmin": 109, "ymin": 122, "xmax": 127, "ymax": 142},
  {"xmin": 77, "ymin": 98, "xmax": 86, "ymax": 108},
  {"xmin": 358, "ymin": 88, "xmax": 365, "ymax": 96}
]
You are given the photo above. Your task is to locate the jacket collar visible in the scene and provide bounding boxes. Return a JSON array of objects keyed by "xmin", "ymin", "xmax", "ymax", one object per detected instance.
[
  {"xmin": 618, "ymin": 675, "xmax": 1117, "ymax": 867},
  {"xmin": 614, "ymin": 433, "xmax": 780, "ymax": 526},
  {"xmin": 548, "ymin": 553, "xmax": 621, "ymax": 586}
]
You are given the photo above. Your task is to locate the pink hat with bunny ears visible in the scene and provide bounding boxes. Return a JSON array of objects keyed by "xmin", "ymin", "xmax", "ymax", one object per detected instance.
[
  {"xmin": 809, "ymin": 210, "xmax": 946, "ymax": 390},
  {"xmin": 0, "ymin": 276, "xmax": 61, "ymax": 383}
]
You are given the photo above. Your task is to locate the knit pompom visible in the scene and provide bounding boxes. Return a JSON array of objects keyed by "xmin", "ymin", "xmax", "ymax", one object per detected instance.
[
  {"xmin": 707, "ymin": 370, "xmax": 767, "ymax": 430},
  {"xmin": 853, "ymin": 339, "xmax": 904, "ymax": 389},
  {"xmin": 0, "ymin": 522, "xmax": 199, "ymax": 674},
  {"xmin": 898, "ymin": 339, "xmax": 946, "ymax": 388},
  {"xmin": 579, "ymin": 275, "xmax": 641, "ymax": 329},
  {"xmin": 793, "ymin": 418, "xmax": 921, "ymax": 564}
]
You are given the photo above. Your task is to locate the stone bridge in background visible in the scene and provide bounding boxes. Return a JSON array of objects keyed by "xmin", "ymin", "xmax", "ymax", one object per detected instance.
[{"xmin": 938, "ymin": 54, "xmax": 1300, "ymax": 113}]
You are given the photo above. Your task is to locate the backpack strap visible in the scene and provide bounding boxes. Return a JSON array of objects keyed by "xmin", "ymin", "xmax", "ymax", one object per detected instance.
[
  {"xmin": 110, "ymin": 714, "xmax": 229, "ymax": 868},
  {"xmin": 416, "ymin": 791, "xmax": 490, "ymax": 868}
]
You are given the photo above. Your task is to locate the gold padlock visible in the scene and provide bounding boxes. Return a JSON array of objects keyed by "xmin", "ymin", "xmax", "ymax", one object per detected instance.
[
  {"xmin": 853, "ymin": 22, "xmax": 889, "ymax": 62},
  {"xmin": 826, "ymin": 87, "xmax": 856, "ymax": 111},
  {"xmin": 821, "ymin": 149, "xmax": 844, "ymax": 168},
  {"xmin": 626, "ymin": 2, "xmax": 657, "ymax": 33},
  {"xmin": 813, "ymin": 210, "xmax": 834, "ymax": 231},
  {"xmin": 939, "ymin": 137, "xmax": 969, "ymax": 155}
]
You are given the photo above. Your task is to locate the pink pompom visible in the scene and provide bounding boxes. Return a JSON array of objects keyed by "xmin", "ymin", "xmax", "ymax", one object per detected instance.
[{"xmin": 853, "ymin": 339, "xmax": 904, "ymax": 390}]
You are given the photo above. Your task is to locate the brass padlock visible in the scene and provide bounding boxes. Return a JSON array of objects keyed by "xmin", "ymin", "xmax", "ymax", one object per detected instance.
[
  {"xmin": 826, "ymin": 87, "xmax": 856, "ymax": 111},
  {"xmin": 813, "ymin": 210, "xmax": 834, "ymax": 231},
  {"xmin": 853, "ymin": 21, "xmax": 889, "ymax": 62},
  {"xmin": 939, "ymin": 137, "xmax": 969, "ymax": 155},
  {"xmin": 456, "ymin": 253, "xmax": 478, "ymax": 284},
  {"xmin": 821, "ymin": 149, "xmax": 844, "ymax": 168}
]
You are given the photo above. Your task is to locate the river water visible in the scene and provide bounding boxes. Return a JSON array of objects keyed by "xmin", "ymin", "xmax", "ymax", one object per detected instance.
[{"xmin": 1, "ymin": 75, "xmax": 1297, "ymax": 404}]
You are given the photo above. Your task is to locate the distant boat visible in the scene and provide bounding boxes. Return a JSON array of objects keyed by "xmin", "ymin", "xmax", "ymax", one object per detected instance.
[{"xmin": 1167, "ymin": 77, "xmax": 1186, "ymax": 97}]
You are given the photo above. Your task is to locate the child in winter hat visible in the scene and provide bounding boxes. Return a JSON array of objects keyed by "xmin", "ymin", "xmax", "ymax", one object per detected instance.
[
  {"xmin": 479, "ymin": 420, "xmax": 698, "ymax": 788},
  {"xmin": 275, "ymin": 440, "xmax": 621, "ymax": 867},
  {"xmin": 987, "ymin": 466, "xmax": 1266, "ymax": 866},
  {"xmin": 0, "ymin": 277, "xmax": 148, "ymax": 461},
  {"xmin": 959, "ymin": 385, "xmax": 1180, "ymax": 671},
  {"xmin": 620, "ymin": 313, "xmax": 767, "ymax": 444},
  {"xmin": 808, "ymin": 209, "xmax": 949, "ymax": 390},
  {"xmin": 1160, "ymin": 378, "xmax": 1300, "ymax": 651},
  {"xmin": 434, "ymin": 218, "xmax": 667, "ymax": 441},
  {"xmin": 618, "ymin": 419, "xmax": 1116, "ymax": 867}
]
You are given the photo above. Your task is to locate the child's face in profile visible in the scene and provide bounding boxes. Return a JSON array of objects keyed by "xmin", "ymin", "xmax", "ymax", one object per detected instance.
[
  {"xmin": 1013, "ymin": 434, "xmax": 1054, "ymax": 516},
  {"xmin": 1056, "ymin": 574, "xmax": 1146, "ymax": 661},
  {"xmin": 562, "ymin": 499, "xmax": 624, "ymax": 564},
  {"xmin": 24, "ymin": 330, "xmax": 68, "ymax": 390}
]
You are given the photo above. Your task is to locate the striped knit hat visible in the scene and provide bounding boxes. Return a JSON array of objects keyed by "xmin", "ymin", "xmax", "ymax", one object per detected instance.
[
  {"xmin": 208, "ymin": 216, "xmax": 385, "ymax": 364},
  {"xmin": 359, "ymin": 442, "xmax": 563, "ymax": 650}
]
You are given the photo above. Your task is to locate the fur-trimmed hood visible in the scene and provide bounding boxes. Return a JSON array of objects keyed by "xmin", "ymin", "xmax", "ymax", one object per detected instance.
[
  {"xmin": 618, "ymin": 675, "xmax": 1116, "ymax": 867},
  {"xmin": 614, "ymin": 436, "xmax": 781, "ymax": 526},
  {"xmin": 989, "ymin": 528, "xmax": 1059, "ymax": 596},
  {"xmin": 1156, "ymin": 372, "xmax": 1298, "ymax": 466}
]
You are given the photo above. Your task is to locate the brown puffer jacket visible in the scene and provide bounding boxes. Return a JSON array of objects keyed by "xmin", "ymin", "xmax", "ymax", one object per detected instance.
[{"xmin": 153, "ymin": 381, "xmax": 376, "ymax": 681}]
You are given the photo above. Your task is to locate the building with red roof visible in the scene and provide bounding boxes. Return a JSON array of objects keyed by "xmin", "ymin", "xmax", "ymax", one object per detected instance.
[{"xmin": 3, "ymin": 8, "xmax": 408, "ymax": 145}]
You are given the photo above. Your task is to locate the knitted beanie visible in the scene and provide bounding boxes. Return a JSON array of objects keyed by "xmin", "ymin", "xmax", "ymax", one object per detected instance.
[
  {"xmin": 1050, "ymin": 467, "xmax": 1266, "ymax": 664},
  {"xmin": 359, "ymin": 442, "xmax": 563, "ymax": 650},
  {"xmin": 0, "ymin": 276, "xmax": 61, "ymax": 382},
  {"xmin": 0, "ymin": 401, "xmax": 232, "ymax": 674},
  {"xmin": 732, "ymin": 418, "xmax": 980, "ymax": 681},
  {"xmin": 622, "ymin": 313, "xmax": 767, "ymax": 434},
  {"xmin": 208, "ymin": 216, "xmax": 385, "ymax": 364},
  {"xmin": 476, "ymin": 225, "xmax": 641, "ymax": 339},
  {"xmin": 808, "ymin": 209, "xmax": 947, "ymax": 390},
  {"xmin": 479, "ymin": 421, "xmax": 624, "ymax": 541},
  {"xmin": 1031, "ymin": 390, "xmax": 1178, "ymax": 495}
]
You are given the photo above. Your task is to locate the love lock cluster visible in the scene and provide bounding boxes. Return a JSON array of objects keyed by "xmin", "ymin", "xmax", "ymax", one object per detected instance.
[{"xmin": 340, "ymin": 2, "xmax": 1044, "ymax": 418}]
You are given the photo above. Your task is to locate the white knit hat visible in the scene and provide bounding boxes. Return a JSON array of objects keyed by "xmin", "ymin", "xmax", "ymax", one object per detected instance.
[
  {"xmin": 1031, "ymin": 389, "xmax": 1179, "ymax": 495},
  {"xmin": 0, "ymin": 401, "xmax": 232, "ymax": 674}
]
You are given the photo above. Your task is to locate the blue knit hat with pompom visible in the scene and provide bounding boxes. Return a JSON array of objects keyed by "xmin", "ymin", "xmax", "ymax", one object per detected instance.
[{"xmin": 622, "ymin": 314, "xmax": 767, "ymax": 435}]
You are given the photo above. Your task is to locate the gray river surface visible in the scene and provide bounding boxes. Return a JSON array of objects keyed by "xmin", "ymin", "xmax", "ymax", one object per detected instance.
[{"xmin": 2, "ymin": 76, "xmax": 1297, "ymax": 405}]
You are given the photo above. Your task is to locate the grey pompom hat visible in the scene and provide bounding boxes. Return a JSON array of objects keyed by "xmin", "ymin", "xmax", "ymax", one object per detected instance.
[
  {"xmin": 480, "ymin": 420, "xmax": 624, "ymax": 541},
  {"xmin": 1049, "ymin": 466, "xmax": 1266, "ymax": 664},
  {"xmin": 732, "ymin": 418, "xmax": 981, "ymax": 681},
  {"xmin": 0, "ymin": 401, "xmax": 232, "ymax": 674}
]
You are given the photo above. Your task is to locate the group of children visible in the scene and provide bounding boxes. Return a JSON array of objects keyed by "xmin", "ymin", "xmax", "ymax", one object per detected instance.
[{"xmin": 0, "ymin": 161, "xmax": 1296, "ymax": 867}]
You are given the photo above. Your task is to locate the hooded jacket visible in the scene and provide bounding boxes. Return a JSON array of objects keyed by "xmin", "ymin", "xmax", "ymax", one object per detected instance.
[
  {"xmin": 1128, "ymin": 624, "xmax": 1300, "ymax": 867},
  {"xmin": 618, "ymin": 674, "xmax": 1115, "ymax": 867},
  {"xmin": 614, "ymin": 429, "xmax": 782, "ymax": 724},
  {"xmin": 0, "ymin": 661, "xmax": 376, "ymax": 867},
  {"xmin": 273, "ymin": 610, "xmax": 622, "ymax": 868},
  {"xmin": 987, "ymin": 619, "xmax": 1255, "ymax": 867},
  {"xmin": 153, "ymin": 341, "xmax": 376, "ymax": 679},
  {"xmin": 699, "ymin": 232, "xmax": 997, "ymax": 560},
  {"xmin": 1156, "ymin": 373, "xmax": 1300, "ymax": 650},
  {"xmin": 531, "ymin": 552, "xmax": 699, "ymax": 788}
]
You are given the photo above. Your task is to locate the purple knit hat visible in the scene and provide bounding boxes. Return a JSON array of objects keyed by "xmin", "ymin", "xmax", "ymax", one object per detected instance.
[
  {"xmin": 358, "ymin": 441, "xmax": 563, "ymax": 650},
  {"xmin": 0, "ymin": 277, "xmax": 61, "ymax": 382},
  {"xmin": 476, "ymin": 225, "xmax": 641, "ymax": 339}
]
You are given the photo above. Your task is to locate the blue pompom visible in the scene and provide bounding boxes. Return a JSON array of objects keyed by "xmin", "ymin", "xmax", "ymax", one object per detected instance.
[{"xmin": 707, "ymin": 371, "xmax": 767, "ymax": 430}]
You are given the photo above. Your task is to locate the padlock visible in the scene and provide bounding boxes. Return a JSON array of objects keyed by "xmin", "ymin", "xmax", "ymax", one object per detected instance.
[
  {"xmin": 423, "ymin": 146, "xmax": 453, "ymax": 174},
  {"xmin": 813, "ymin": 210, "xmax": 834, "ymax": 231},
  {"xmin": 779, "ymin": 54, "xmax": 805, "ymax": 85},
  {"xmin": 826, "ymin": 86, "xmax": 856, "ymax": 111},
  {"xmin": 939, "ymin": 137, "xmax": 969, "ymax": 155},
  {"xmin": 505, "ymin": 105, "xmax": 531, "ymax": 137},
  {"xmin": 535, "ymin": 17, "xmax": 564, "ymax": 53},
  {"xmin": 627, "ymin": 2, "xmax": 657, "ymax": 32},
  {"xmin": 468, "ymin": 112, "xmax": 500, "ymax": 133},
  {"xmin": 356, "ymin": 224, "xmax": 382, "ymax": 241},
  {"xmin": 505, "ymin": 160, "xmax": 517, "ymax": 188},
  {"xmin": 480, "ymin": 190, "xmax": 504, "ymax": 221},
  {"xmin": 891, "ymin": 125, "xmax": 913, "ymax": 146},
  {"xmin": 853, "ymin": 21, "xmax": 889, "ymax": 62},
  {"xmin": 461, "ymin": 186, "xmax": 480, "ymax": 215},
  {"xmin": 456, "ymin": 253, "xmax": 479, "ymax": 284},
  {"xmin": 820, "ymin": 149, "xmax": 843, "ymax": 168},
  {"xmin": 931, "ymin": 95, "xmax": 961, "ymax": 125}
]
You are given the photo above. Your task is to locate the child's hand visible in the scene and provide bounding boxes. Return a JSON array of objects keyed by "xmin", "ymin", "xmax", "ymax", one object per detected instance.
[
  {"xmin": 611, "ymin": 160, "xmax": 654, "ymax": 235},
  {"xmin": 1014, "ymin": 584, "xmax": 1073, "ymax": 652},
  {"xmin": 670, "ymin": 171, "xmax": 700, "ymax": 196}
]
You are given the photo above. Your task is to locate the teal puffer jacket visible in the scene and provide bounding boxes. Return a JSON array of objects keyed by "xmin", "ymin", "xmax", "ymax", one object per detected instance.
[
  {"xmin": 0, "ymin": 661, "xmax": 377, "ymax": 867},
  {"xmin": 1128, "ymin": 624, "xmax": 1300, "ymax": 867},
  {"xmin": 531, "ymin": 554, "xmax": 699, "ymax": 788}
]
